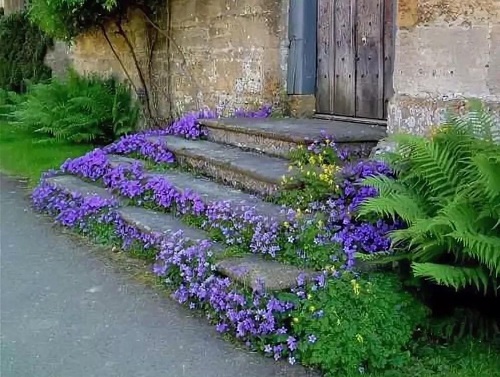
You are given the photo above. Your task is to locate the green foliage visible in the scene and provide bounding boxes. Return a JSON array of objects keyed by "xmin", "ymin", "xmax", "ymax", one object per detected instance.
[
  {"xmin": 292, "ymin": 272, "xmax": 429, "ymax": 375},
  {"xmin": 278, "ymin": 141, "xmax": 341, "ymax": 208},
  {"xmin": 0, "ymin": 89, "xmax": 24, "ymax": 120},
  {"xmin": 0, "ymin": 121, "xmax": 92, "ymax": 184},
  {"xmin": 13, "ymin": 71, "xmax": 139, "ymax": 144},
  {"xmin": 0, "ymin": 11, "xmax": 52, "ymax": 92},
  {"xmin": 29, "ymin": 0, "xmax": 162, "ymax": 40},
  {"xmin": 278, "ymin": 214, "xmax": 342, "ymax": 270},
  {"xmin": 360, "ymin": 102, "xmax": 500, "ymax": 296}
]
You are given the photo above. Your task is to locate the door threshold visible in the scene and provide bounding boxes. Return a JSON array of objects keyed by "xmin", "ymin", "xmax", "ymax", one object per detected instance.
[{"xmin": 314, "ymin": 114, "xmax": 387, "ymax": 127}]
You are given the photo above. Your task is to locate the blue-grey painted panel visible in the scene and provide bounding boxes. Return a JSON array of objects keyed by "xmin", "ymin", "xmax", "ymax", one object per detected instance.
[{"xmin": 287, "ymin": 0, "xmax": 318, "ymax": 95}]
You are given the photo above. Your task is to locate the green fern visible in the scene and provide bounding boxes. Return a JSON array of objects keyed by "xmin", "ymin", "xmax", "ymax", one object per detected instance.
[
  {"xmin": 412, "ymin": 263, "xmax": 491, "ymax": 294},
  {"xmin": 360, "ymin": 102, "xmax": 500, "ymax": 296},
  {"xmin": 13, "ymin": 70, "xmax": 139, "ymax": 144}
]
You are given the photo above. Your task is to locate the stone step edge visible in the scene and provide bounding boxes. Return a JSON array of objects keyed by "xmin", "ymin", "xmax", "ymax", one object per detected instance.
[
  {"xmin": 43, "ymin": 175, "xmax": 309, "ymax": 292},
  {"xmin": 147, "ymin": 136, "xmax": 296, "ymax": 189},
  {"xmin": 107, "ymin": 154, "xmax": 290, "ymax": 222},
  {"xmin": 199, "ymin": 118, "xmax": 384, "ymax": 145}
]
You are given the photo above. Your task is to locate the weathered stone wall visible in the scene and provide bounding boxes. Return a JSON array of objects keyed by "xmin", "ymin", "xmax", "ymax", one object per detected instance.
[
  {"xmin": 44, "ymin": 41, "xmax": 73, "ymax": 78},
  {"xmin": 64, "ymin": 0, "xmax": 288, "ymax": 118},
  {"xmin": 2, "ymin": 0, "xmax": 25, "ymax": 15},
  {"xmin": 389, "ymin": 0, "xmax": 500, "ymax": 135}
]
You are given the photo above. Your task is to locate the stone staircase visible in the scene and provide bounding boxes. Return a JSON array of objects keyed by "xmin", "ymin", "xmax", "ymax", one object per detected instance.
[{"xmin": 44, "ymin": 117, "xmax": 386, "ymax": 293}]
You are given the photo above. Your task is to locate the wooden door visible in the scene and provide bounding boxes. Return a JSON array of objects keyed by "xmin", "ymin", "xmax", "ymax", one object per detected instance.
[{"xmin": 316, "ymin": 0, "xmax": 394, "ymax": 120}]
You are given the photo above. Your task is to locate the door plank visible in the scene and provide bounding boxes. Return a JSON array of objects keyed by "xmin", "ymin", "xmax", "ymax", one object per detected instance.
[
  {"xmin": 355, "ymin": 0, "xmax": 384, "ymax": 119},
  {"xmin": 383, "ymin": 0, "xmax": 395, "ymax": 119},
  {"xmin": 333, "ymin": 0, "xmax": 356, "ymax": 116},
  {"xmin": 316, "ymin": 0, "xmax": 335, "ymax": 113}
]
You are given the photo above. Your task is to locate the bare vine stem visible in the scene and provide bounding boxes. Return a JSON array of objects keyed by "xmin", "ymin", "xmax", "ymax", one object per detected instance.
[
  {"xmin": 100, "ymin": 24, "xmax": 138, "ymax": 94},
  {"xmin": 115, "ymin": 19, "xmax": 155, "ymax": 122},
  {"xmin": 137, "ymin": 7, "xmax": 202, "ymax": 109}
]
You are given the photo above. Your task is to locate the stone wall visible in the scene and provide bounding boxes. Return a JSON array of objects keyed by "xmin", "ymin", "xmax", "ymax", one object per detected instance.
[
  {"xmin": 2, "ymin": 0, "xmax": 25, "ymax": 15},
  {"xmin": 389, "ymin": 0, "xmax": 500, "ymax": 135},
  {"xmin": 65, "ymin": 0, "xmax": 289, "ymax": 118}
]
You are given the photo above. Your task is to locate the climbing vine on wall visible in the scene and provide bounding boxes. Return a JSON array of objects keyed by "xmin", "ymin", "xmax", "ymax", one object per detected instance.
[
  {"xmin": 0, "ymin": 11, "xmax": 53, "ymax": 92},
  {"xmin": 29, "ymin": 0, "xmax": 166, "ymax": 123}
]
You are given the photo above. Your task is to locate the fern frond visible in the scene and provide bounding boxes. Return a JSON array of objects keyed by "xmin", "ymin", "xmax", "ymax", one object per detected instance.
[
  {"xmin": 412, "ymin": 262, "xmax": 491, "ymax": 294},
  {"xmin": 359, "ymin": 193, "xmax": 427, "ymax": 224},
  {"xmin": 450, "ymin": 232, "xmax": 500, "ymax": 276}
]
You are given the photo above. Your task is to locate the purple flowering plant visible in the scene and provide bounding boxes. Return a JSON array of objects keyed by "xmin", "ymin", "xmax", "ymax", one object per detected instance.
[{"xmin": 30, "ymin": 104, "xmax": 417, "ymax": 373}]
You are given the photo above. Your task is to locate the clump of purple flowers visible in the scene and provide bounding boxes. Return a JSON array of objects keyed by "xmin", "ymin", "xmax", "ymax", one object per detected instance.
[
  {"xmin": 32, "ymin": 180, "xmax": 117, "ymax": 229},
  {"xmin": 307, "ymin": 160, "xmax": 399, "ymax": 268}
]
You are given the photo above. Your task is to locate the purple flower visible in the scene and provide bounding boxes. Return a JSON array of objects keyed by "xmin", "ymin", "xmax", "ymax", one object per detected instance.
[
  {"xmin": 287, "ymin": 336, "xmax": 297, "ymax": 351},
  {"xmin": 308, "ymin": 334, "xmax": 317, "ymax": 344}
]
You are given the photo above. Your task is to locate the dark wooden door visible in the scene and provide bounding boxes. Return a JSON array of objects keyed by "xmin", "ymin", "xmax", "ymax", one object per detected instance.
[{"xmin": 316, "ymin": 0, "xmax": 394, "ymax": 120}]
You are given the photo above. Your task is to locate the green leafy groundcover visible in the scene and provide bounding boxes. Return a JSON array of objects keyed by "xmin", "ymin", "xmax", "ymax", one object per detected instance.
[{"xmin": 0, "ymin": 11, "xmax": 52, "ymax": 92}]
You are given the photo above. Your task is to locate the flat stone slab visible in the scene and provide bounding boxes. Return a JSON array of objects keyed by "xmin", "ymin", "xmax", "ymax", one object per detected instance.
[
  {"xmin": 117, "ymin": 206, "xmax": 217, "ymax": 245},
  {"xmin": 200, "ymin": 117, "xmax": 386, "ymax": 143},
  {"xmin": 108, "ymin": 155, "xmax": 143, "ymax": 168},
  {"xmin": 104, "ymin": 155, "xmax": 285, "ymax": 219},
  {"xmin": 148, "ymin": 136, "xmax": 290, "ymax": 185},
  {"xmin": 46, "ymin": 175, "xmax": 114, "ymax": 200},
  {"xmin": 216, "ymin": 255, "xmax": 310, "ymax": 291},
  {"xmin": 146, "ymin": 170, "xmax": 285, "ymax": 219}
]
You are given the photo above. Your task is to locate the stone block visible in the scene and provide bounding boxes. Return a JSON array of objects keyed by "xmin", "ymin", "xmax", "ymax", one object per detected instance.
[{"xmin": 285, "ymin": 95, "xmax": 316, "ymax": 118}]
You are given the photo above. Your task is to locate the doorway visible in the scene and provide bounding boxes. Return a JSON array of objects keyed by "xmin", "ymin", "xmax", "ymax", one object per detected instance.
[{"xmin": 316, "ymin": 0, "xmax": 395, "ymax": 120}]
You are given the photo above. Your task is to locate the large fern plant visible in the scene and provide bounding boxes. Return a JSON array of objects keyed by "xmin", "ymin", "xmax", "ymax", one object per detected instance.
[
  {"xmin": 359, "ymin": 102, "xmax": 500, "ymax": 295},
  {"xmin": 13, "ymin": 70, "xmax": 139, "ymax": 144}
]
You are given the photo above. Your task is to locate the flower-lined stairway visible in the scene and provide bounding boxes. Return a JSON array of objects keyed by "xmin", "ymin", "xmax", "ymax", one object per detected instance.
[{"xmin": 32, "ymin": 108, "xmax": 393, "ymax": 365}]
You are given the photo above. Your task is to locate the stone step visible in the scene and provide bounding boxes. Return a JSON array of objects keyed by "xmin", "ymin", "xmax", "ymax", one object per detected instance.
[
  {"xmin": 46, "ymin": 175, "xmax": 114, "ymax": 200},
  {"xmin": 215, "ymin": 255, "xmax": 311, "ymax": 292},
  {"xmin": 117, "ymin": 206, "xmax": 218, "ymax": 245},
  {"xmin": 93, "ymin": 155, "xmax": 287, "ymax": 221},
  {"xmin": 145, "ymin": 170, "xmax": 285, "ymax": 220},
  {"xmin": 199, "ymin": 117, "xmax": 386, "ymax": 158},
  {"xmin": 44, "ymin": 174, "xmax": 309, "ymax": 292},
  {"xmin": 146, "ymin": 136, "xmax": 293, "ymax": 196},
  {"xmin": 118, "ymin": 205, "xmax": 308, "ymax": 291}
]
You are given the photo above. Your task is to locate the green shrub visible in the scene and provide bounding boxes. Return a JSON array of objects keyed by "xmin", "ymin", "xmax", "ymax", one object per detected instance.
[
  {"xmin": 29, "ymin": 0, "xmax": 161, "ymax": 40},
  {"xmin": 0, "ymin": 89, "xmax": 24, "ymax": 120},
  {"xmin": 292, "ymin": 272, "xmax": 428, "ymax": 375},
  {"xmin": 0, "ymin": 11, "xmax": 52, "ymax": 92},
  {"xmin": 360, "ymin": 102, "xmax": 500, "ymax": 295},
  {"xmin": 13, "ymin": 71, "xmax": 139, "ymax": 144}
]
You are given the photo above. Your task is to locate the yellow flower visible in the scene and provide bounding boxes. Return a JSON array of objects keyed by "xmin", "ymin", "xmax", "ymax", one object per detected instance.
[
  {"xmin": 283, "ymin": 221, "xmax": 290, "ymax": 228},
  {"xmin": 351, "ymin": 279, "xmax": 361, "ymax": 296},
  {"xmin": 293, "ymin": 317, "xmax": 300, "ymax": 324},
  {"xmin": 307, "ymin": 293, "xmax": 312, "ymax": 300},
  {"xmin": 309, "ymin": 306, "xmax": 316, "ymax": 312},
  {"xmin": 356, "ymin": 334, "xmax": 364, "ymax": 343}
]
